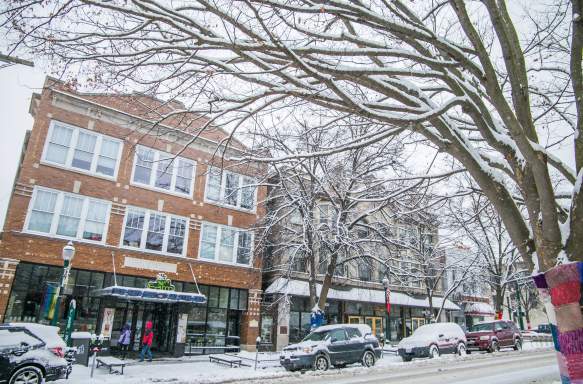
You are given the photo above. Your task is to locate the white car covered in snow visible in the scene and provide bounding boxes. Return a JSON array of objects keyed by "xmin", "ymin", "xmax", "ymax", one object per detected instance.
[{"xmin": 397, "ymin": 322, "xmax": 467, "ymax": 362}]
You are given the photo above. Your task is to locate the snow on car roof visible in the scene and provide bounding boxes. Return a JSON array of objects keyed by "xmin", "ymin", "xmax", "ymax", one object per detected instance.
[
  {"xmin": 0, "ymin": 329, "xmax": 44, "ymax": 348},
  {"xmin": 313, "ymin": 323, "xmax": 373, "ymax": 335},
  {"xmin": 8, "ymin": 323, "xmax": 66, "ymax": 348}
]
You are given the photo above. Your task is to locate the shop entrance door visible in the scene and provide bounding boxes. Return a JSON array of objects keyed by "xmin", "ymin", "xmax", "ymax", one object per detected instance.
[
  {"xmin": 134, "ymin": 303, "xmax": 176, "ymax": 354},
  {"xmin": 348, "ymin": 316, "xmax": 362, "ymax": 324},
  {"xmin": 412, "ymin": 317, "xmax": 426, "ymax": 332},
  {"xmin": 365, "ymin": 317, "xmax": 383, "ymax": 339}
]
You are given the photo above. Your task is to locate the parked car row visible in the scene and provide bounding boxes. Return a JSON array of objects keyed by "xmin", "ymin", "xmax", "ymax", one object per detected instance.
[
  {"xmin": 0, "ymin": 323, "xmax": 72, "ymax": 384},
  {"xmin": 280, "ymin": 319, "xmax": 529, "ymax": 371}
]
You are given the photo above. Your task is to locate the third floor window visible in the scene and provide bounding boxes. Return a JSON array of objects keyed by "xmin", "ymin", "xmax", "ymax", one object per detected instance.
[
  {"xmin": 205, "ymin": 167, "xmax": 256, "ymax": 211},
  {"xmin": 43, "ymin": 120, "xmax": 123, "ymax": 178},
  {"xmin": 131, "ymin": 146, "xmax": 196, "ymax": 197}
]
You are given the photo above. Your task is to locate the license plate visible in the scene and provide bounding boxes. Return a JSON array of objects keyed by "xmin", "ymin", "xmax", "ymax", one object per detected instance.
[{"xmin": 406, "ymin": 348, "xmax": 412, "ymax": 353}]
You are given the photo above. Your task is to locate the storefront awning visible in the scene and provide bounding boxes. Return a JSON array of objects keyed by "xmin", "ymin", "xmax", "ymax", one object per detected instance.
[
  {"xmin": 265, "ymin": 278, "xmax": 460, "ymax": 311},
  {"xmin": 93, "ymin": 286, "xmax": 207, "ymax": 304},
  {"xmin": 463, "ymin": 302, "xmax": 495, "ymax": 316}
]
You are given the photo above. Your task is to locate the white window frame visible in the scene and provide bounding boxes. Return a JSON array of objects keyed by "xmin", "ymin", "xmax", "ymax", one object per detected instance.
[
  {"xmin": 197, "ymin": 222, "xmax": 254, "ymax": 267},
  {"xmin": 120, "ymin": 206, "xmax": 190, "ymax": 258},
  {"xmin": 41, "ymin": 120, "xmax": 124, "ymax": 180},
  {"xmin": 130, "ymin": 145, "xmax": 196, "ymax": 199},
  {"xmin": 203, "ymin": 167, "xmax": 257, "ymax": 213},
  {"xmin": 23, "ymin": 186, "xmax": 112, "ymax": 244}
]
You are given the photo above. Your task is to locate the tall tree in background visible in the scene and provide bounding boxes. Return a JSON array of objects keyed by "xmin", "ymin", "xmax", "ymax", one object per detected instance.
[
  {"xmin": 446, "ymin": 190, "xmax": 523, "ymax": 315},
  {"xmin": 2, "ymin": 0, "xmax": 580, "ymax": 273}
]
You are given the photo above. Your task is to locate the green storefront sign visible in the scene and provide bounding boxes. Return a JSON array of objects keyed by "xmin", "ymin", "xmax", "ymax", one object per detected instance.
[{"xmin": 146, "ymin": 273, "xmax": 176, "ymax": 291}]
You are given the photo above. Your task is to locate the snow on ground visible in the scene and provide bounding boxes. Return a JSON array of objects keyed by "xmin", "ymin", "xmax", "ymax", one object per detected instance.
[{"xmin": 57, "ymin": 341, "xmax": 554, "ymax": 384}]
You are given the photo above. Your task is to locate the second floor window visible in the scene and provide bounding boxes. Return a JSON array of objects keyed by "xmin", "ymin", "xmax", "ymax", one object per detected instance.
[
  {"xmin": 199, "ymin": 223, "xmax": 253, "ymax": 266},
  {"xmin": 43, "ymin": 121, "xmax": 122, "ymax": 178},
  {"xmin": 205, "ymin": 167, "xmax": 256, "ymax": 210},
  {"xmin": 26, "ymin": 187, "xmax": 110, "ymax": 243},
  {"xmin": 132, "ymin": 146, "xmax": 195, "ymax": 196},
  {"xmin": 122, "ymin": 208, "xmax": 188, "ymax": 256}
]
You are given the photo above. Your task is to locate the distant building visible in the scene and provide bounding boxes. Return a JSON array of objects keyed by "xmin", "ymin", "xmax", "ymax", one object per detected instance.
[
  {"xmin": 0, "ymin": 77, "xmax": 267, "ymax": 355},
  {"xmin": 446, "ymin": 244, "xmax": 495, "ymax": 329},
  {"xmin": 261, "ymin": 181, "xmax": 460, "ymax": 350}
]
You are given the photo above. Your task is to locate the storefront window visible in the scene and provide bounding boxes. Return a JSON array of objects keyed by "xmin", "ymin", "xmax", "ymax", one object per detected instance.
[
  {"xmin": 219, "ymin": 287, "xmax": 229, "ymax": 309},
  {"xmin": 5, "ymin": 262, "xmax": 104, "ymax": 333},
  {"xmin": 260, "ymin": 315, "xmax": 273, "ymax": 344},
  {"xmin": 206, "ymin": 308, "xmax": 227, "ymax": 346}
]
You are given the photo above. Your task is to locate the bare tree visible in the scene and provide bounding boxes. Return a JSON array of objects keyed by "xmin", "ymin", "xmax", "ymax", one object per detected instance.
[
  {"xmin": 258, "ymin": 121, "xmax": 410, "ymax": 312},
  {"xmin": 2, "ymin": 0, "xmax": 580, "ymax": 273},
  {"xmin": 446, "ymin": 190, "xmax": 525, "ymax": 315}
]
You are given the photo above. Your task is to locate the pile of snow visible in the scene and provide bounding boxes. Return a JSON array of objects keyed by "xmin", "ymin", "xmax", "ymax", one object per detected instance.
[{"xmin": 9, "ymin": 322, "xmax": 66, "ymax": 348}]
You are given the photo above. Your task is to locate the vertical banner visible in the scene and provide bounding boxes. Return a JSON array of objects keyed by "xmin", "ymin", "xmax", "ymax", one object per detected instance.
[
  {"xmin": 176, "ymin": 314, "xmax": 188, "ymax": 343},
  {"xmin": 41, "ymin": 284, "xmax": 58, "ymax": 320},
  {"xmin": 385, "ymin": 286, "xmax": 391, "ymax": 315},
  {"xmin": 100, "ymin": 308, "xmax": 115, "ymax": 338},
  {"xmin": 63, "ymin": 299, "xmax": 76, "ymax": 346}
]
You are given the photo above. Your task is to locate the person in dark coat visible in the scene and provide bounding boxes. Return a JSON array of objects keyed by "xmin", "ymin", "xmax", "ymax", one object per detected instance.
[
  {"xmin": 139, "ymin": 320, "xmax": 154, "ymax": 362},
  {"xmin": 118, "ymin": 323, "xmax": 131, "ymax": 360}
]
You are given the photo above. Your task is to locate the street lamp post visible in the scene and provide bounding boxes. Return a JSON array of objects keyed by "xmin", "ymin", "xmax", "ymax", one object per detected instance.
[{"xmin": 50, "ymin": 241, "xmax": 76, "ymax": 327}]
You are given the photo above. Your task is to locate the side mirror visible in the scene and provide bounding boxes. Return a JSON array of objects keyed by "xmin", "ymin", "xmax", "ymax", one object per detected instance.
[{"xmin": 331, "ymin": 338, "xmax": 338, "ymax": 343}]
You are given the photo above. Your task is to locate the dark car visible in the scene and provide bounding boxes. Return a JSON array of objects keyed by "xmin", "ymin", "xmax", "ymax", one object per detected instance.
[
  {"xmin": 465, "ymin": 320, "xmax": 522, "ymax": 353},
  {"xmin": 0, "ymin": 324, "xmax": 70, "ymax": 384},
  {"xmin": 280, "ymin": 324, "xmax": 382, "ymax": 371}
]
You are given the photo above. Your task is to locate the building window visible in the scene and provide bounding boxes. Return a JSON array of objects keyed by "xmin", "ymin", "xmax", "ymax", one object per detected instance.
[
  {"xmin": 358, "ymin": 263, "xmax": 373, "ymax": 281},
  {"xmin": 42, "ymin": 120, "xmax": 122, "ymax": 178},
  {"xmin": 204, "ymin": 167, "xmax": 256, "ymax": 211},
  {"xmin": 121, "ymin": 207, "xmax": 188, "ymax": 256},
  {"xmin": 198, "ymin": 223, "xmax": 253, "ymax": 266},
  {"xmin": 26, "ymin": 187, "xmax": 111, "ymax": 243},
  {"xmin": 131, "ymin": 145, "xmax": 195, "ymax": 197}
]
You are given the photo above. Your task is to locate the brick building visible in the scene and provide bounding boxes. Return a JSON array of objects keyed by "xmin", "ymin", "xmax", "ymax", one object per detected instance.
[{"xmin": 0, "ymin": 77, "xmax": 266, "ymax": 355}]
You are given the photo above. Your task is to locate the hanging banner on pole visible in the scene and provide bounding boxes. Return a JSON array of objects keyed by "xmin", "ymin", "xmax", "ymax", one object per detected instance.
[{"xmin": 385, "ymin": 287, "xmax": 391, "ymax": 315}]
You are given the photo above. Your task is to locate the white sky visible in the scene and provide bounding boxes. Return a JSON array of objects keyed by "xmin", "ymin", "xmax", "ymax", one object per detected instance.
[{"xmin": 0, "ymin": 65, "xmax": 46, "ymax": 229}]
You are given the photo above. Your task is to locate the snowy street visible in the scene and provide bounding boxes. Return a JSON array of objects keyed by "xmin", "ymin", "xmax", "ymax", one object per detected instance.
[
  {"xmin": 57, "ymin": 346, "xmax": 557, "ymax": 384},
  {"xmin": 264, "ymin": 349, "xmax": 558, "ymax": 384}
]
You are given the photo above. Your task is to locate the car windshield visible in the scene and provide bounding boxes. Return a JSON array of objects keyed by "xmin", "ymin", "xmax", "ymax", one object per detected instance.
[
  {"xmin": 302, "ymin": 331, "xmax": 330, "ymax": 342},
  {"xmin": 470, "ymin": 323, "xmax": 494, "ymax": 332}
]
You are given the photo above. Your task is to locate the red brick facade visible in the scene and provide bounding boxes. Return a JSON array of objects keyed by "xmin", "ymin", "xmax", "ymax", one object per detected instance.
[{"xmin": 0, "ymin": 78, "xmax": 265, "ymax": 350}]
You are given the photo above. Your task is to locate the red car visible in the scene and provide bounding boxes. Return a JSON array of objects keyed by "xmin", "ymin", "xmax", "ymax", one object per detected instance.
[{"xmin": 465, "ymin": 320, "xmax": 522, "ymax": 353}]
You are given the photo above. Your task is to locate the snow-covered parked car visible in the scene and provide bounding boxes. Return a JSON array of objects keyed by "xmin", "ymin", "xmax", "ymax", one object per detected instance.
[
  {"xmin": 0, "ymin": 324, "xmax": 71, "ymax": 384},
  {"xmin": 397, "ymin": 322, "xmax": 467, "ymax": 362},
  {"xmin": 280, "ymin": 324, "xmax": 382, "ymax": 371}
]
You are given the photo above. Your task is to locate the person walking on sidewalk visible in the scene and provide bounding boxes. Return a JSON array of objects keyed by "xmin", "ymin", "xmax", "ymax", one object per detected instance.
[
  {"xmin": 139, "ymin": 320, "xmax": 154, "ymax": 362},
  {"xmin": 118, "ymin": 323, "xmax": 131, "ymax": 360}
]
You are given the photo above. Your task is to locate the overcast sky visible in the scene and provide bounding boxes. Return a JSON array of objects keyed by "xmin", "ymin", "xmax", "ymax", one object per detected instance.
[{"xmin": 0, "ymin": 65, "xmax": 46, "ymax": 229}]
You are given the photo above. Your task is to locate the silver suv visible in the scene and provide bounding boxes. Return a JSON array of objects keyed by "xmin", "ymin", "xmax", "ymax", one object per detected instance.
[{"xmin": 280, "ymin": 324, "xmax": 382, "ymax": 371}]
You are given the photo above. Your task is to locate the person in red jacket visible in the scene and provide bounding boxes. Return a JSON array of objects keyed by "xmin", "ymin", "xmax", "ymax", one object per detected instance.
[{"xmin": 139, "ymin": 320, "xmax": 154, "ymax": 362}]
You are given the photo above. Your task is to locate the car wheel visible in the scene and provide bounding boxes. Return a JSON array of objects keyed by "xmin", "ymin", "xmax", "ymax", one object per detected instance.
[
  {"xmin": 402, "ymin": 356, "xmax": 413, "ymax": 362},
  {"xmin": 513, "ymin": 339, "xmax": 522, "ymax": 351},
  {"xmin": 362, "ymin": 350, "xmax": 376, "ymax": 367},
  {"xmin": 313, "ymin": 354, "xmax": 330, "ymax": 371},
  {"xmin": 429, "ymin": 345, "xmax": 440, "ymax": 359},
  {"xmin": 488, "ymin": 340, "xmax": 499, "ymax": 353},
  {"xmin": 10, "ymin": 366, "xmax": 43, "ymax": 384},
  {"xmin": 457, "ymin": 343, "xmax": 467, "ymax": 356}
]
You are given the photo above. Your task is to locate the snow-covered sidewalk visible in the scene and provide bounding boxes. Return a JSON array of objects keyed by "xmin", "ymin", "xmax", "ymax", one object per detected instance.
[{"xmin": 56, "ymin": 342, "xmax": 553, "ymax": 384}]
